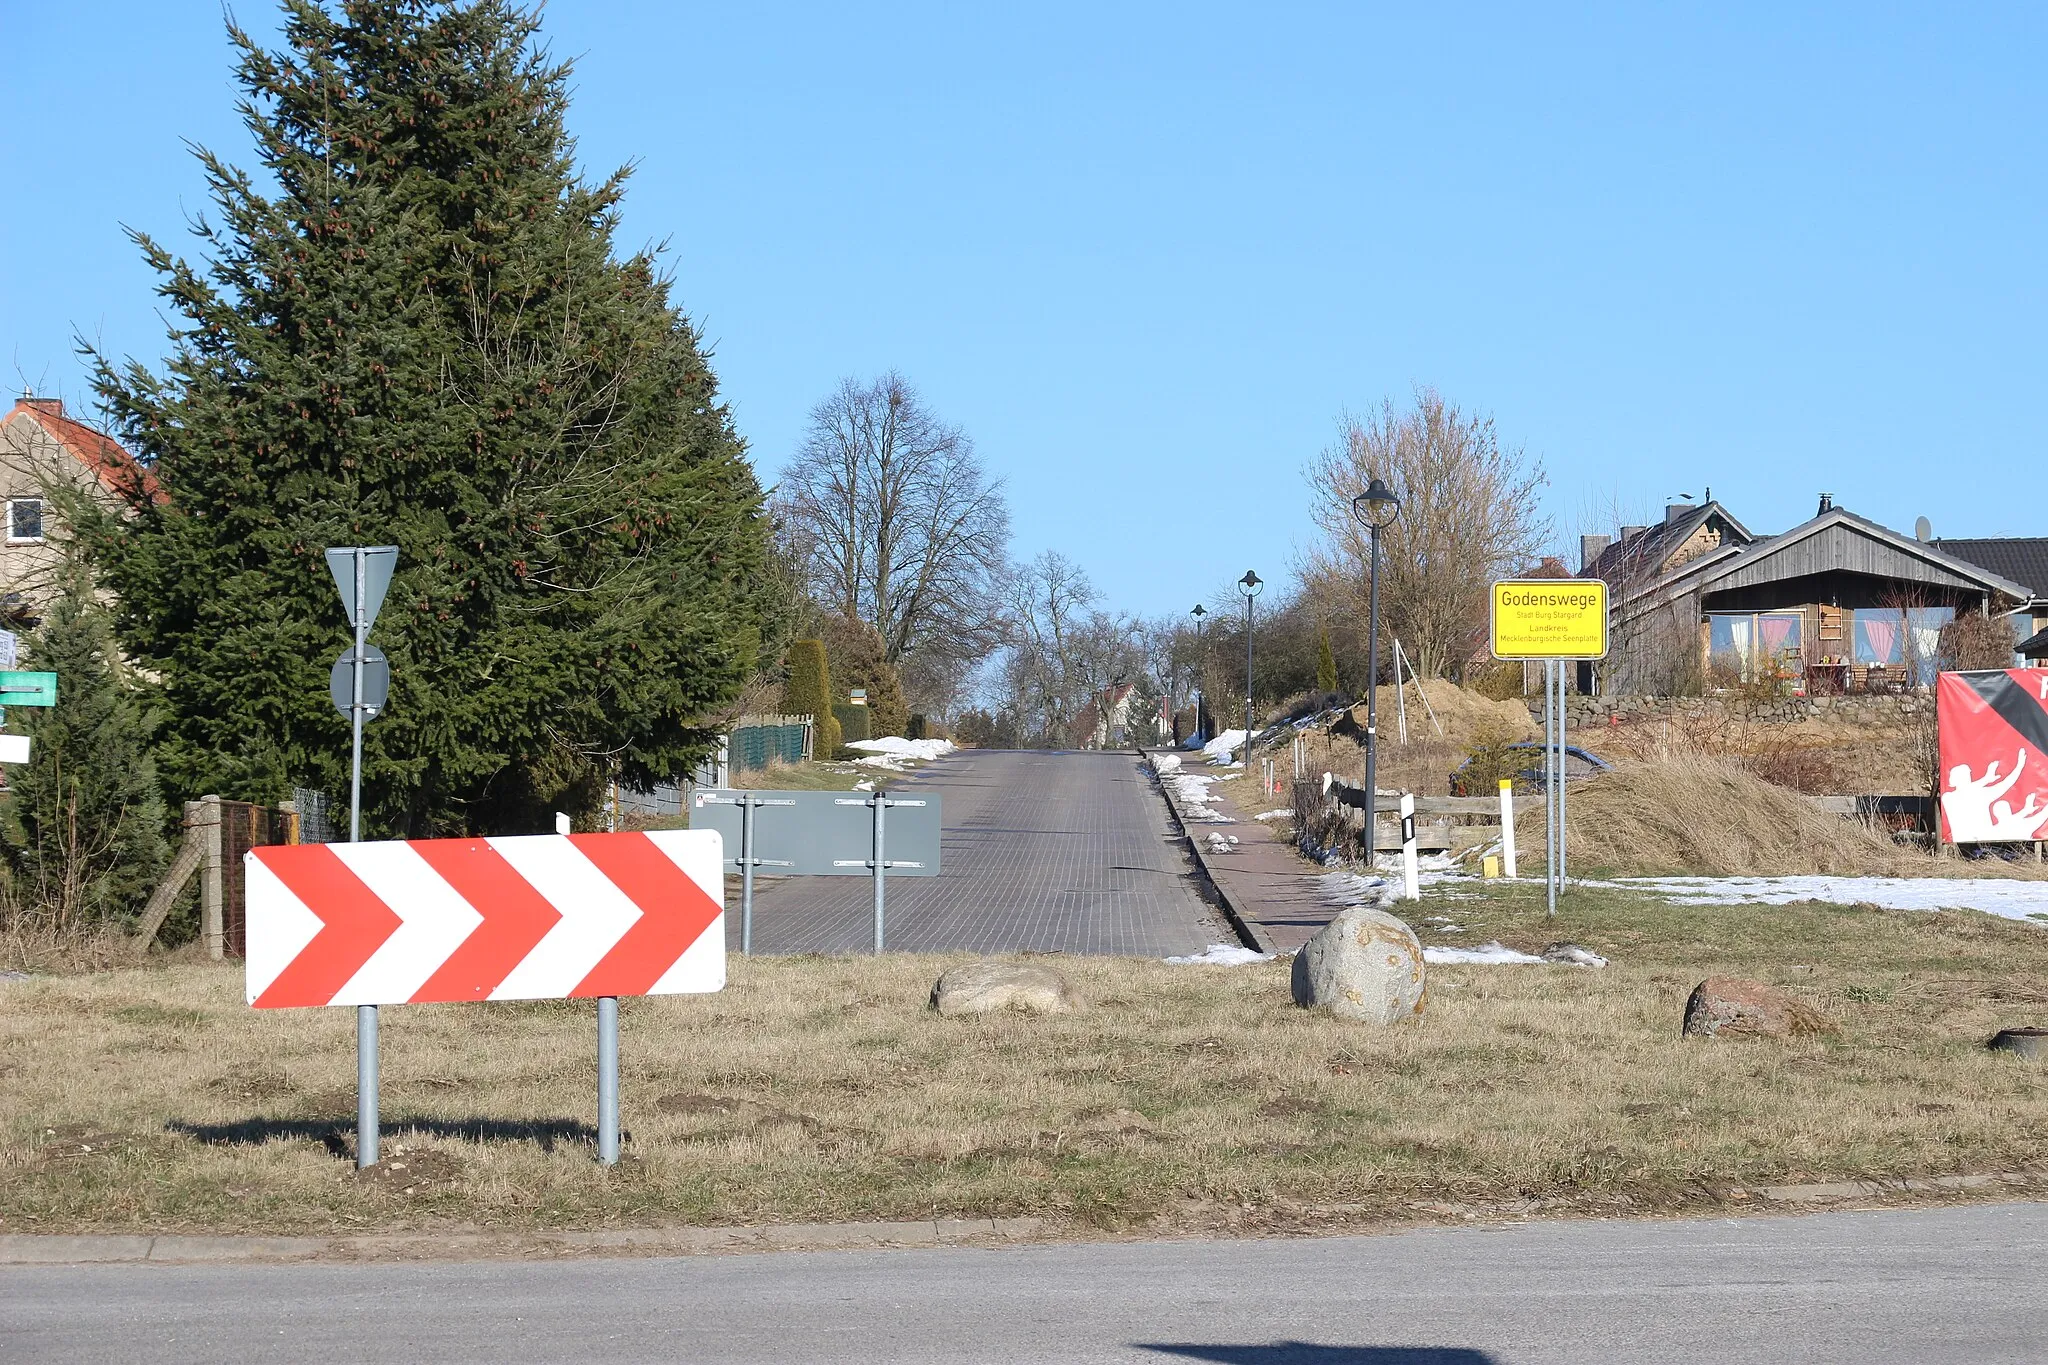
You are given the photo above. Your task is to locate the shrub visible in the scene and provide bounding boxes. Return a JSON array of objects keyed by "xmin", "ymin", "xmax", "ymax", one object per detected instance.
[
  {"xmin": 781, "ymin": 639, "xmax": 840, "ymax": 755},
  {"xmin": 833, "ymin": 704, "xmax": 871, "ymax": 746},
  {"xmin": 1938, "ymin": 611, "xmax": 2019, "ymax": 672},
  {"xmin": 817, "ymin": 614, "xmax": 907, "ymax": 739}
]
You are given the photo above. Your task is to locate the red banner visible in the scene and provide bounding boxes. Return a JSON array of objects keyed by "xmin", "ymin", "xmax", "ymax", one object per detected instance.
[{"xmin": 1936, "ymin": 669, "xmax": 2048, "ymax": 843}]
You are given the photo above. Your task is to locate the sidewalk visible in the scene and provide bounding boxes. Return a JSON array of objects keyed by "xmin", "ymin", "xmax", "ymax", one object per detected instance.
[{"xmin": 1144, "ymin": 747, "xmax": 1343, "ymax": 954}]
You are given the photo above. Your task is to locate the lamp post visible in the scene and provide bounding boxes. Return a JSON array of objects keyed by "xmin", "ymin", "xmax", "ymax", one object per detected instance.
[
  {"xmin": 1237, "ymin": 571, "xmax": 1263, "ymax": 765},
  {"xmin": 1351, "ymin": 478, "xmax": 1401, "ymax": 863},
  {"xmin": 1189, "ymin": 604, "xmax": 1208, "ymax": 743}
]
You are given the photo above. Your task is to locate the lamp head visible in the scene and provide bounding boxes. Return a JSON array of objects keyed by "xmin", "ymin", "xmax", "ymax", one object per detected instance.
[
  {"xmin": 1190, "ymin": 603, "xmax": 1207, "ymax": 620},
  {"xmin": 1351, "ymin": 477, "xmax": 1401, "ymax": 529},
  {"xmin": 1238, "ymin": 570, "xmax": 1264, "ymax": 599}
]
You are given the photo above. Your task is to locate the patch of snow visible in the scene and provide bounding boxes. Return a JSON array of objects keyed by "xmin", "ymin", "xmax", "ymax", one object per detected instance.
[
  {"xmin": 849, "ymin": 737, "xmax": 957, "ymax": 761},
  {"xmin": 1165, "ymin": 943, "xmax": 1275, "ymax": 966},
  {"xmin": 1543, "ymin": 943, "xmax": 1610, "ymax": 967},
  {"xmin": 852, "ymin": 779, "xmax": 874, "ymax": 791},
  {"xmin": 1167, "ymin": 769, "xmax": 1232, "ymax": 822},
  {"xmin": 1319, "ymin": 870, "xmax": 1393, "ymax": 908},
  {"xmin": 1151, "ymin": 753, "xmax": 1183, "ymax": 775},
  {"xmin": 1253, "ymin": 809, "xmax": 1292, "ymax": 821},
  {"xmin": 1202, "ymin": 729, "xmax": 1248, "ymax": 764},
  {"xmin": 1618, "ymin": 874, "xmax": 2048, "ymax": 924},
  {"xmin": 1423, "ymin": 942, "xmax": 1548, "ymax": 965}
]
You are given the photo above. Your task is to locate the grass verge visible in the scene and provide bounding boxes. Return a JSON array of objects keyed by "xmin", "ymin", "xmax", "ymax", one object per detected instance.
[{"xmin": 4, "ymin": 879, "xmax": 2045, "ymax": 1239}]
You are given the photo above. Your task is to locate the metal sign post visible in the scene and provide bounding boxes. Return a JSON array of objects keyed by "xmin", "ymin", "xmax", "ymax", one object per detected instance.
[
  {"xmin": 325, "ymin": 545, "xmax": 398, "ymax": 1169},
  {"xmin": 830, "ymin": 791, "xmax": 933, "ymax": 953},
  {"xmin": 1547, "ymin": 660, "xmax": 1560, "ymax": 918},
  {"xmin": 872, "ymin": 791, "xmax": 888, "ymax": 951},
  {"xmin": 597, "ymin": 996, "xmax": 620, "ymax": 1165}
]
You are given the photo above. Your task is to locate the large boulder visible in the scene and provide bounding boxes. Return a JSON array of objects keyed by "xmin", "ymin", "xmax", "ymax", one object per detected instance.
[
  {"xmin": 1681, "ymin": 976, "xmax": 1829, "ymax": 1038},
  {"xmin": 930, "ymin": 960, "xmax": 1079, "ymax": 1017},
  {"xmin": 1291, "ymin": 907, "xmax": 1427, "ymax": 1024}
]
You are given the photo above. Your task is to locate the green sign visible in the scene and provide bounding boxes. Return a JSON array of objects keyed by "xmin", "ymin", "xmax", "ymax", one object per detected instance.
[{"xmin": 0, "ymin": 672, "xmax": 57, "ymax": 707}]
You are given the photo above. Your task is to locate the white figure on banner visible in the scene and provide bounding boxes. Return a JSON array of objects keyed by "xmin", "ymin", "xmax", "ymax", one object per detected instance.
[
  {"xmin": 1988, "ymin": 793, "xmax": 2048, "ymax": 840},
  {"xmin": 1941, "ymin": 752, "xmax": 2031, "ymax": 842}
]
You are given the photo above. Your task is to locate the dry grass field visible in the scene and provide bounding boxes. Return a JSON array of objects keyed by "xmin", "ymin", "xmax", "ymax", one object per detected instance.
[{"xmin": 3, "ymin": 879, "xmax": 2046, "ymax": 1241}]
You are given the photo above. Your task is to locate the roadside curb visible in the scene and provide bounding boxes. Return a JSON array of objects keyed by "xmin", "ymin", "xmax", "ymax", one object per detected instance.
[
  {"xmin": 0, "ymin": 1216, "xmax": 1049, "ymax": 1267},
  {"xmin": 1141, "ymin": 748, "xmax": 1278, "ymax": 956},
  {"xmin": 1749, "ymin": 1173, "xmax": 2025, "ymax": 1205}
]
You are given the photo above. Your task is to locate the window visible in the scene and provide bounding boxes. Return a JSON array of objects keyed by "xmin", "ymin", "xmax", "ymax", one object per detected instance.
[
  {"xmin": 1851, "ymin": 606, "xmax": 1952, "ymax": 684},
  {"xmin": 1707, "ymin": 611, "xmax": 1803, "ymax": 683},
  {"xmin": 6, "ymin": 499, "xmax": 43, "ymax": 544}
]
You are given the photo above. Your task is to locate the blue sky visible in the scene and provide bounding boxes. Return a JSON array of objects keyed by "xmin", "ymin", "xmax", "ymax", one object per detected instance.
[{"xmin": 4, "ymin": 3, "xmax": 2043, "ymax": 617}]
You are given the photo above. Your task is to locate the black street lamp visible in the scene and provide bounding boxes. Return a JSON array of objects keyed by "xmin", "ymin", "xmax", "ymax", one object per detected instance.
[
  {"xmin": 1189, "ymin": 603, "xmax": 1208, "ymax": 743},
  {"xmin": 1237, "ymin": 570, "xmax": 1263, "ymax": 764},
  {"xmin": 1351, "ymin": 478, "xmax": 1401, "ymax": 860}
]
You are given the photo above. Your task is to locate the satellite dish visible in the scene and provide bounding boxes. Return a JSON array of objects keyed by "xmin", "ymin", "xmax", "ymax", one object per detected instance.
[{"xmin": 1914, "ymin": 516, "xmax": 1932, "ymax": 543}]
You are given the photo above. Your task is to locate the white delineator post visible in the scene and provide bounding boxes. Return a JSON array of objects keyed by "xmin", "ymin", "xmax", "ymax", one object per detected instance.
[
  {"xmin": 1399, "ymin": 792, "xmax": 1419, "ymax": 901},
  {"xmin": 1498, "ymin": 777, "xmax": 1517, "ymax": 878}
]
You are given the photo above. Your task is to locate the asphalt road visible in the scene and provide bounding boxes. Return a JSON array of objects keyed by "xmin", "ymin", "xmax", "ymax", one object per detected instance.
[
  {"xmin": 732, "ymin": 749, "xmax": 1223, "ymax": 956},
  {"xmin": 7, "ymin": 1203, "xmax": 2044, "ymax": 1363}
]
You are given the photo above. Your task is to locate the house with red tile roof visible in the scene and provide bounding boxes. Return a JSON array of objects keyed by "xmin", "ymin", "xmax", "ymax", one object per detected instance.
[{"xmin": 0, "ymin": 396, "xmax": 160, "ymax": 620}]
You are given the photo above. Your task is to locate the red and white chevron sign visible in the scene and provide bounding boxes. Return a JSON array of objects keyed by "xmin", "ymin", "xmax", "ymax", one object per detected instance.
[{"xmin": 245, "ymin": 830, "xmax": 724, "ymax": 1008}]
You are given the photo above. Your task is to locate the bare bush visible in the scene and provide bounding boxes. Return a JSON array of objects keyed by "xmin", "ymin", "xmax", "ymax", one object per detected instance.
[{"xmin": 1303, "ymin": 388, "xmax": 1549, "ymax": 681}]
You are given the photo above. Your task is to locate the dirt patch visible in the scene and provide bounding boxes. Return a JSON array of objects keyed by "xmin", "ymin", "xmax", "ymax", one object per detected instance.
[
  {"xmin": 655, "ymin": 1093, "xmax": 819, "ymax": 1131},
  {"xmin": 207, "ymin": 1071, "xmax": 297, "ymax": 1102},
  {"xmin": 354, "ymin": 1147, "xmax": 464, "ymax": 1196},
  {"xmin": 34, "ymin": 1125, "xmax": 132, "ymax": 1161},
  {"xmin": 1343, "ymin": 679, "xmax": 1539, "ymax": 747}
]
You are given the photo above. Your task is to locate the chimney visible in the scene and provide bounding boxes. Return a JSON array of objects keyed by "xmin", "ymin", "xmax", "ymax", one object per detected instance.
[
  {"xmin": 1619, "ymin": 525, "xmax": 1648, "ymax": 544},
  {"xmin": 1665, "ymin": 503, "xmax": 1692, "ymax": 524},
  {"xmin": 23, "ymin": 396, "xmax": 63, "ymax": 417},
  {"xmin": 1817, "ymin": 492, "xmax": 1833, "ymax": 515},
  {"xmin": 1580, "ymin": 534, "xmax": 1611, "ymax": 573}
]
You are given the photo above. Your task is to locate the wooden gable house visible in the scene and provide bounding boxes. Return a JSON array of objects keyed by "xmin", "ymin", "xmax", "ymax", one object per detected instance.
[{"xmin": 1592, "ymin": 497, "xmax": 2029, "ymax": 695}]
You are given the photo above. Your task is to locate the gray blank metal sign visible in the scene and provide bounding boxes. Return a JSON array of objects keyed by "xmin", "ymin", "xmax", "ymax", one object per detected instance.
[
  {"xmin": 330, "ymin": 644, "xmax": 390, "ymax": 719},
  {"xmin": 325, "ymin": 546, "xmax": 399, "ymax": 631},
  {"xmin": 689, "ymin": 789, "xmax": 941, "ymax": 876}
]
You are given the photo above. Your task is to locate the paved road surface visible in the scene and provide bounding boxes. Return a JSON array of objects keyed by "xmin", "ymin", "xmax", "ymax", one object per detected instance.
[
  {"xmin": 729, "ymin": 749, "xmax": 1223, "ymax": 957},
  {"xmin": 6, "ymin": 1203, "xmax": 2042, "ymax": 1363}
]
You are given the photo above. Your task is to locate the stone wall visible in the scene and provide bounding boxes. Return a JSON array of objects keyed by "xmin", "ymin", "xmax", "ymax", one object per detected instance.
[{"xmin": 1563, "ymin": 692, "xmax": 1930, "ymax": 728}]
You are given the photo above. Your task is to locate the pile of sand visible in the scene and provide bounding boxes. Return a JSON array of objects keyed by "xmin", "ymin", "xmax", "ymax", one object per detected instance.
[
  {"xmin": 1563, "ymin": 758, "xmax": 1911, "ymax": 877},
  {"xmin": 1342, "ymin": 678, "xmax": 1537, "ymax": 748}
]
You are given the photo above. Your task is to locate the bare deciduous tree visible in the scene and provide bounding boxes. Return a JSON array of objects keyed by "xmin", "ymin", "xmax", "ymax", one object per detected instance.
[
  {"xmin": 777, "ymin": 374, "xmax": 1010, "ymax": 709},
  {"xmin": 991, "ymin": 552, "xmax": 1145, "ymax": 747},
  {"xmin": 1302, "ymin": 388, "xmax": 1550, "ymax": 680}
]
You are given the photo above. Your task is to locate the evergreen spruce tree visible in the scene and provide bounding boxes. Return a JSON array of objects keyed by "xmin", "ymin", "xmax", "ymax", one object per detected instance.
[
  {"xmin": 1316, "ymin": 628, "xmax": 1339, "ymax": 695},
  {"xmin": 2, "ymin": 558, "xmax": 168, "ymax": 930},
  {"xmin": 83, "ymin": 0, "xmax": 772, "ymax": 834}
]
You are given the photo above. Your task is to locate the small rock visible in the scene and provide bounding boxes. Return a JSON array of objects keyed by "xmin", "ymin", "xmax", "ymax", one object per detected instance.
[
  {"xmin": 930, "ymin": 960, "xmax": 1080, "ymax": 1017},
  {"xmin": 1291, "ymin": 906, "xmax": 1426, "ymax": 1024},
  {"xmin": 1681, "ymin": 976, "xmax": 1829, "ymax": 1039}
]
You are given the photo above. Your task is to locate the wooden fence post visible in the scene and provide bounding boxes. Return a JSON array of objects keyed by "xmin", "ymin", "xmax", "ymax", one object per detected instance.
[{"xmin": 197, "ymin": 795, "xmax": 224, "ymax": 960}]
